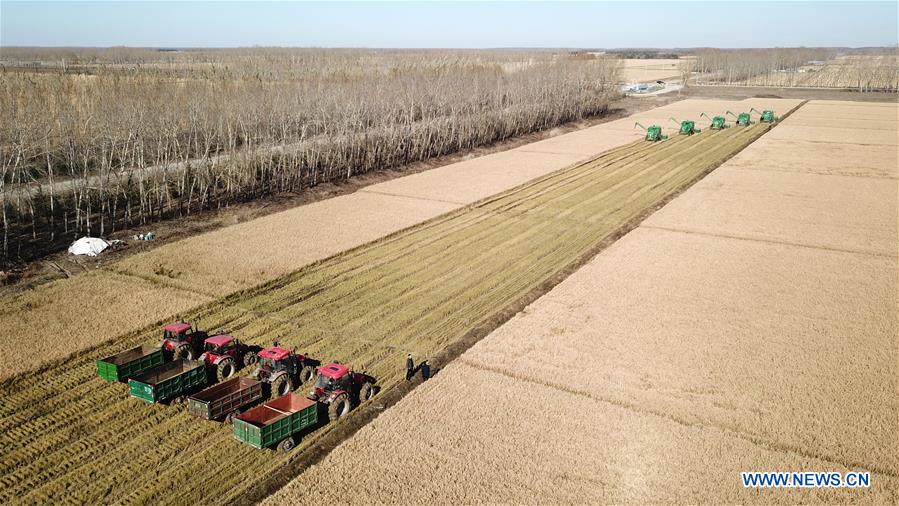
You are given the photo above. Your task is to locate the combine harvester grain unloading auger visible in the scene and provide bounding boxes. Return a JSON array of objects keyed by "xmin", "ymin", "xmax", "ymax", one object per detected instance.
[
  {"xmin": 699, "ymin": 112, "xmax": 730, "ymax": 130},
  {"xmin": 669, "ymin": 117, "xmax": 701, "ymax": 135},
  {"xmin": 634, "ymin": 122, "xmax": 668, "ymax": 142},
  {"xmin": 750, "ymin": 107, "xmax": 779, "ymax": 123},
  {"xmin": 726, "ymin": 110, "xmax": 755, "ymax": 126}
]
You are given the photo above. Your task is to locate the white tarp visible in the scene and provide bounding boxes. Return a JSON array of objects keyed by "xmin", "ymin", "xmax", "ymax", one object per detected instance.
[{"xmin": 68, "ymin": 237, "xmax": 110, "ymax": 257}]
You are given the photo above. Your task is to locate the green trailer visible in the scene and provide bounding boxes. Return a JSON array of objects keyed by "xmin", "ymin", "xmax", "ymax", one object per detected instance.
[
  {"xmin": 129, "ymin": 359, "xmax": 208, "ymax": 403},
  {"xmin": 96, "ymin": 345, "xmax": 165, "ymax": 383},
  {"xmin": 232, "ymin": 393, "xmax": 318, "ymax": 452},
  {"xmin": 188, "ymin": 377, "xmax": 264, "ymax": 422}
]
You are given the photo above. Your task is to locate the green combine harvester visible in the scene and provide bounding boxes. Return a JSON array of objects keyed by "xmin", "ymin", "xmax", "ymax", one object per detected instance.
[
  {"xmin": 669, "ymin": 117, "xmax": 700, "ymax": 135},
  {"xmin": 634, "ymin": 122, "xmax": 667, "ymax": 142},
  {"xmin": 700, "ymin": 112, "xmax": 730, "ymax": 130},
  {"xmin": 726, "ymin": 110, "xmax": 754, "ymax": 126},
  {"xmin": 750, "ymin": 107, "xmax": 778, "ymax": 123}
]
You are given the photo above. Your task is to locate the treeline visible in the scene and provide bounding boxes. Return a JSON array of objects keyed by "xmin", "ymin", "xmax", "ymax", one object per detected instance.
[
  {"xmin": 692, "ymin": 48, "xmax": 832, "ymax": 84},
  {"xmin": 692, "ymin": 48, "xmax": 899, "ymax": 91},
  {"xmin": 607, "ymin": 50, "xmax": 681, "ymax": 59},
  {"xmin": 0, "ymin": 49, "xmax": 622, "ymax": 263}
]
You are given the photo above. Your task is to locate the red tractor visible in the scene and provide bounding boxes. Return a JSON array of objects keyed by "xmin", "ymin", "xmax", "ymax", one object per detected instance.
[
  {"xmin": 251, "ymin": 345, "xmax": 317, "ymax": 399},
  {"xmin": 198, "ymin": 334, "xmax": 259, "ymax": 382},
  {"xmin": 308, "ymin": 362, "xmax": 376, "ymax": 422},
  {"xmin": 159, "ymin": 322, "xmax": 208, "ymax": 360}
]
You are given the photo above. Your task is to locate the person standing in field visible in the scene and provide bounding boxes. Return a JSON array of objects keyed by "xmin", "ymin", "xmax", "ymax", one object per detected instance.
[
  {"xmin": 420, "ymin": 360, "xmax": 430, "ymax": 381},
  {"xmin": 406, "ymin": 353, "xmax": 414, "ymax": 381}
]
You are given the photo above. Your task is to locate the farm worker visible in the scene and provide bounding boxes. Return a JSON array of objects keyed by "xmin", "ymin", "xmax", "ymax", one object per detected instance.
[
  {"xmin": 405, "ymin": 353, "xmax": 414, "ymax": 381},
  {"xmin": 420, "ymin": 360, "xmax": 430, "ymax": 381}
]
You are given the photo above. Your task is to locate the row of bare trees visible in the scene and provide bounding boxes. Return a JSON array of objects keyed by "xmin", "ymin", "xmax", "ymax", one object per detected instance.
[
  {"xmin": 691, "ymin": 48, "xmax": 899, "ymax": 91},
  {"xmin": 691, "ymin": 48, "xmax": 832, "ymax": 85},
  {"xmin": 0, "ymin": 49, "xmax": 622, "ymax": 263}
]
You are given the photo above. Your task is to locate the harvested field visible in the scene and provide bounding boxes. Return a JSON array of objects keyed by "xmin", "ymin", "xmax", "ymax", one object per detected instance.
[
  {"xmin": 268, "ymin": 100, "xmax": 897, "ymax": 503},
  {"xmin": 357, "ymin": 150, "xmax": 587, "ymax": 205},
  {"xmin": 462, "ymin": 227, "xmax": 898, "ymax": 479},
  {"xmin": 0, "ymin": 271, "xmax": 210, "ymax": 377},
  {"xmin": 269, "ymin": 362, "xmax": 897, "ymax": 505},
  {"xmin": 111, "ymin": 192, "xmax": 458, "ymax": 297},
  {"xmin": 0, "ymin": 98, "xmax": 802, "ymax": 377},
  {"xmin": 766, "ymin": 125, "xmax": 898, "ymax": 145},
  {"xmin": 723, "ymin": 140, "xmax": 897, "ymax": 178},
  {"xmin": 794, "ymin": 100, "xmax": 899, "ymax": 118},
  {"xmin": 0, "ymin": 122, "xmax": 782, "ymax": 504},
  {"xmin": 621, "ymin": 59, "xmax": 682, "ymax": 83}
]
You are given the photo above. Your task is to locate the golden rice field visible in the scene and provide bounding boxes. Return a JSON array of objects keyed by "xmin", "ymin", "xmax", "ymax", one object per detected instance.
[{"xmin": 0, "ymin": 120, "xmax": 787, "ymax": 504}]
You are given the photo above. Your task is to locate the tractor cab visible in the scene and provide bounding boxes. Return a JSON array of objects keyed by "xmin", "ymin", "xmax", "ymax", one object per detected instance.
[
  {"xmin": 309, "ymin": 362, "xmax": 376, "ymax": 421},
  {"xmin": 162, "ymin": 322, "xmax": 193, "ymax": 344},
  {"xmin": 312, "ymin": 362, "xmax": 351, "ymax": 398},
  {"xmin": 257, "ymin": 347, "xmax": 294, "ymax": 372},
  {"xmin": 254, "ymin": 346, "xmax": 305, "ymax": 382},
  {"xmin": 160, "ymin": 322, "xmax": 206, "ymax": 359},
  {"xmin": 200, "ymin": 334, "xmax": 256, "ymax": 381},
  {"xmin": 200, "ymin": 334, "xmax": 236, "ymax": 363},
  {"xmin": 253, "ymin": 346, "xmax": 314, "ymax": 398}
]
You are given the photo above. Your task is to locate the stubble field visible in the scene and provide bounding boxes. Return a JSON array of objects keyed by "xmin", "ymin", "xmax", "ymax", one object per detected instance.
[{"xmin": 0, "ymin": 121, "xmax": 786, "ymax": 504}]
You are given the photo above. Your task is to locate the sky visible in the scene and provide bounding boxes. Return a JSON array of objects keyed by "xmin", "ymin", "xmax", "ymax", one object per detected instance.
[{"xmin": 1, "ymin": 1, "xmax": 897, "ymax": 49}]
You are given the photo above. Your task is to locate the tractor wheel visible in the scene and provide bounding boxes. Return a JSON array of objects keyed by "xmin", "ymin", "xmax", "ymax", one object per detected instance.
[
  {"xmin": 270, "ymin": 374, "xmax": 291, "ymax": 399},
  {"xmin": 299, "ymin": 365, "xmax": 315, "ymax": 385},
  {"xmin": 216, "ymin": 358, "xmax": 235, "ymax": 382},
  {"xmin": 278, "ymin": 437, "xmax": 296, "ymax": 453},
  {"xmin": 241, "ymin": 351, "xmax": 258, "ymax": 368},
  {"xmin": 358, "ymin": 382, "xmax": 375, "ymax": 403},
  {"xmin": 328, "ymin": 394, "xmax": 351, "ymax": 422},
  {"xmin": 173, "ymin": 344, "xmax": 193, "ymax": 361}
]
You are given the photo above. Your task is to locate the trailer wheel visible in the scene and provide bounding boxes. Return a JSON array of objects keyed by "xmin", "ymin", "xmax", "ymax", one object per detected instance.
[
  {"xmin": 216, "ymin": 358, "xmax": 235, "ymax": 382},
  {"xmin": 358, "ymin": 382, "xmax": 375, "ymax": 403},
  {"xmin": 242, "ymin": 351, "xmax": 258, "ymax": 368},
  {"xmin": 328, "ymin": 394, "xmax": 351, "ymax": 422},
  {"xmin": 278, "ymin": 437, "xmax": 296, "ymax": 453},
  {"xmin": 173, "ymin": 344, "xmax": 193, "ymax": 361},
  {"xmin": 299, "ymin": 365, "xmax": 315, "ymax": 385},
  {"xmin": 270, "ymin": 375, "xmax": 291, "ymax": 399}
]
